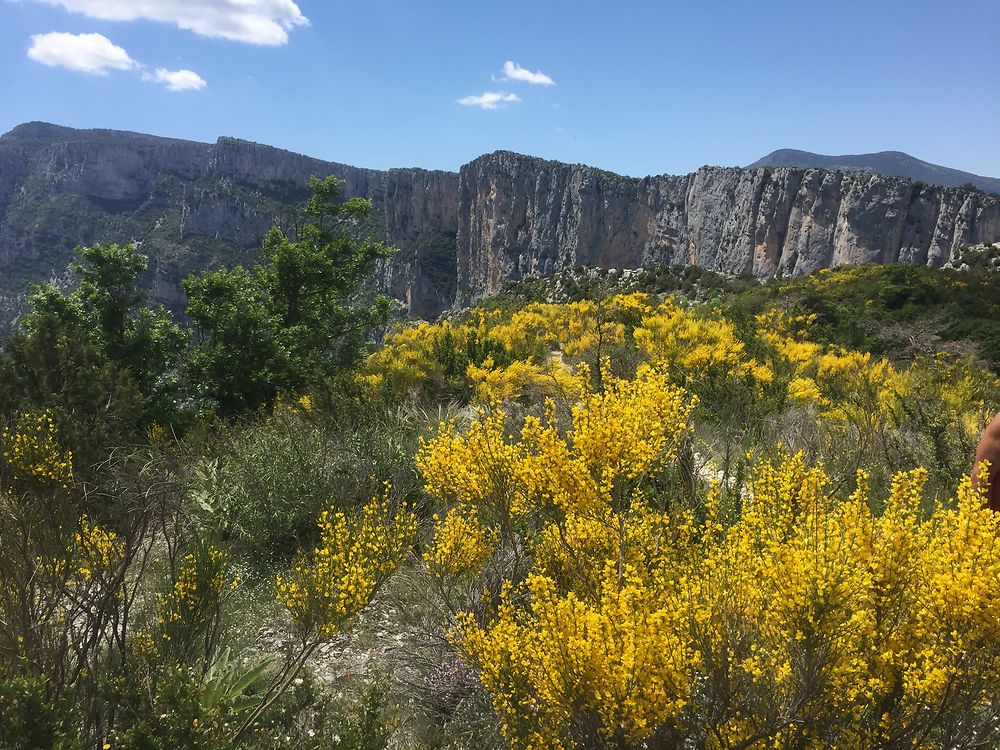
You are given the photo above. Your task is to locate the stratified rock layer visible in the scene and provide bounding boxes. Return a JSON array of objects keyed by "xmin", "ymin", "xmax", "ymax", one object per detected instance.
[
  {"xmin": 455, "ymin": 152, "xmax": 1000, "ymax": 305},
  {"xmin": 2, "ymin": 124, "xmax": 998, "ymax": 321},
  {"xmin": 0, "ymin": 122, "xmax": 458, "ymax": 319}
]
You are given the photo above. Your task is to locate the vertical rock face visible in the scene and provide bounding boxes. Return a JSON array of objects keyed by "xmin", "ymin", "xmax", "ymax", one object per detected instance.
[
  {"xmin": 0, "ymin": 123, "xmax": 459, "ymax": 319},
  {"xmin": 0, "ymin": 144, "xmax": 28, "ymax": 222},
  {"xmin": 210, "ymin": 137, "xmax": 375, "ymax": 194},
  {"xmin": 456, "ymin": 152, "xmax": 679, "ymax": 304},
  {"xmin": 1, "ymin": 124, "xmax": 998, "ymax": 323},
  {"xmin": 454, "ymin": 152, "xmax": 1000, "ymax": 305},
  {"xmin": 380, "ymin": 168, "xmax": 460, "ymax": 319}
]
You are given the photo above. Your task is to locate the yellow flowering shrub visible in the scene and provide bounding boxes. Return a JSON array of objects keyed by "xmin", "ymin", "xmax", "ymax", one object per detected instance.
[
  {"xmin": 570, "ymin": 364, "xmax": 694, "ymax": 486},
  {"xmin": 276, "ymin": 495, "xmax": 417, "ymax": 640},
  {"xmin": 272, "ymin": 391, "xmax": 314, "ymax": 417},
  {"xmin": 157, "ymin": 544, "xmax": 236, "ymax": 653},
  {"xmin": 466, "ymin": 357, "xmax": 587, "ymax": 404},
  {"xmin": 362, "ymin": 314, "xmax": 522, "ymax": 401},
  {"xmin": 419, "ymin": 370, "xmax": 699, "ymax": 747},
  {"xmin": 786, "ymin": 375, "xmax": 827, "ymax": 406},
  {"xmin": 633, "ymin": 300, "xmax": 782, "ymax": 470},
  {"xmin": 418, "ymin": 367, "xmax": 696, "ymax": 524},
  {"xmin": 423, "ymin": 507, "xmax": 495, "ymax": 581},
  {"xmin": 366, "ymin": 296, "xmax": 998, "ymax": 485},
  {"xmin": 417, "ymin": 407, "xmax": 526, "ymax": 522},
  {"xmin": 365, "ymin": 294, "xmax": 659, "ymax": 404},
  {"xmin": 74, "ymin": 515, "xmax": 124, "ymax": 581},
  {"xmin": 490, "ymin": 294, "xmax": 654, "ymax": 359},
  {"xmin": 0, "ymin": 494, "xmax": 133, "ymax": 698},
  {"xmin": 360, "ymin": 321, "xmax": 449, "ymax": 398},
  {"xmin": 457, "ymin": 568, "xmax": 694, "ymax": 750},
  {"xmin": 635, "ymin": 298, "xmax": 756, "ymax": 380},
  {"xmin": 359, "ymin": 288, "xmax": 1000, "ymax": 746},
  {"xmin": 454, "ymin": 446, "xmax": 1000, "ymax": 749},
  {"xmin": 418, "ymin": 363, "xmax": 1000, "ymax": 749},
  {"xmin": 1, "ymin": 409, "xmax": 73, "ymax": 488}
]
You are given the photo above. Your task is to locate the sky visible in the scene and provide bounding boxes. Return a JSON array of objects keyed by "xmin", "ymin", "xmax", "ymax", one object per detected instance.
[{"xmin": 1, "ymin": 0, "xmax": 998, "ymax": 178}]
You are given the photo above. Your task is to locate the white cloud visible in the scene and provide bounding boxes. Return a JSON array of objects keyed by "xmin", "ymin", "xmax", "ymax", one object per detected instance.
[
  {"xmin": 27, "ymin": 31, "xmax": 137, "ymax": 75},
  {"xmin": 142, "ymin": 67, "xmax": 207, "ymax": 91},
  {"xmin": 457, "ymin": 91, "xmax": 521, "ymax": 110},
  {"xmin": 29, "ymin": 0, "xmax": 308, "ymax": 45},
  {"xmin": 28, "ymin": 31, "xmax": 207, "ymax": 91},
  {"xmin": 501, "ymin": 60, "xmax": 555, "ymax": 86}
]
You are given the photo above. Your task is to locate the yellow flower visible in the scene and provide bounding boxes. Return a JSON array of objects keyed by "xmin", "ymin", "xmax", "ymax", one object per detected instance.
[
  {"xmin": 1, "ymin": 409, "xmax": 73, "ymax": 487},
  {"xmin": 276, "ymin": 493, "xmax": 416, "ymax": 641}
]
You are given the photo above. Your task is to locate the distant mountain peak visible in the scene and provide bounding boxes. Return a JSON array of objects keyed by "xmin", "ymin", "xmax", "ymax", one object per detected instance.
[
  {"xmin": 748, "ymin": 149, "xmax": 1000, "ymax": 195},
  {"xmin": 1, "ymin": 121, "xmax": 205, "ymax": 148},
  {"xmin": 2, "ymin": 121, "xmax": 80, "ymax": 142}
]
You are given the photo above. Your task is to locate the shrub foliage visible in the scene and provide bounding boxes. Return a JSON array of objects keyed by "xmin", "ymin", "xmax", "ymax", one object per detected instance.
[{"xmin": 1, "ymin": 175, "xmax": 999, "ymax": 749}]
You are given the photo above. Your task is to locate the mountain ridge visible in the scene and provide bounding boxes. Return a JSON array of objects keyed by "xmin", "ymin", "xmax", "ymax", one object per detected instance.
[
  {"xmin": 749, "ymin": 148, "xmax": 1000, "ymax": 195},
  {"xmin": 453, "ymin": 150, "xmax": 1000, "ymax": 306},
  {"xmin": 1, "ymin": 123, "xmax": 999, "ymax": 324}
]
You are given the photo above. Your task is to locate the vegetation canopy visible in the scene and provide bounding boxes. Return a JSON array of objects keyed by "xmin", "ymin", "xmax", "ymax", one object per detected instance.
[
  {"xmin": 0, "ymin": 180, "xmax": 999, "ymax": 749},
  {"xmin": 184, "ymin": 175, "xmax": 394, "ymax": 414}
]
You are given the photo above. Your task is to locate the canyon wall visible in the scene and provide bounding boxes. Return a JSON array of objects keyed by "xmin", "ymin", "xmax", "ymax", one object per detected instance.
[
  {"xmin": 0, "ymin": 122, "xmax": 458, "ymax": 320},
  {"xmin": 2, "ymin": 123, "xmax": 998, "ymax": 323},
  {"xmin": 455, "ymin": 151, "xmax": 1000, "ymax": 305}
]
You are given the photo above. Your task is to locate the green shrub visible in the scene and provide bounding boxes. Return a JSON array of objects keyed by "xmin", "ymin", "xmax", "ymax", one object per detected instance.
[
  {"xmin": 191, "ymin": 404, "xmax": 423, "ymax": 567},
  {"xmin": 0, "ymin": 675, "xmax": 82, "ymax": 750}
]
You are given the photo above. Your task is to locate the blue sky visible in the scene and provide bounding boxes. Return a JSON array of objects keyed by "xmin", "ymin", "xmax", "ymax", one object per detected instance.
[{"xmin": 2, "ymin": 0, "xmax": 998, "ymax": 178}]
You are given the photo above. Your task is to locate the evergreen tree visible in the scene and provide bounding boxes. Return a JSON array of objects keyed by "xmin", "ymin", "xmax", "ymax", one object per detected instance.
[
  {"xmin": 0, "ymin": 243, "xmax": 183, "ymax": 474},
  {"xmin": 183, "ymin": 176, "xmax": 394, "ymax": 413}
]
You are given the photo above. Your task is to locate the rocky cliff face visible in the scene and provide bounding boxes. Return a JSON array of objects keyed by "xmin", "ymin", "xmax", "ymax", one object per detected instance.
[
  {"xmin": 455, "ymin": 152, "xmax": 1000, "ymax": 305},
  {"xmin": 378, "ymin": 168, "xmax": 460, "ymax": 318},
  {"xmin": 0, "ymin": 122, "xmax": 458, "ymax": 320},
  {"xmin": 2, "ymin": 123, "xmax": 999, "ymax": 324}
]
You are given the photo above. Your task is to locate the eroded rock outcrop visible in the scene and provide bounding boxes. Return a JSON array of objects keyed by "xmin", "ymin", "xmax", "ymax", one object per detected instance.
[
  {"xmin": 455, "ymin": 152, "xmax": 1000, "ymax": 305},
  {"xmin": 1, "ymin": 124, "xmax": 998, "ymax": 323},
  {"xmin": 0, "ymin": 123, "xmax": 458, "ymax": 319}
]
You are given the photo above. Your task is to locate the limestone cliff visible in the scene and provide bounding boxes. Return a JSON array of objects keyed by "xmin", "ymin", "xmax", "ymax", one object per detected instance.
[
  {"xmin": 455, "ymin": 152, "xmax": 1000, "ymax": 305},
  {"xmin": 0, "ymin": 122, "xmax": 458, "ymax": 320},
  {"xmin": 2, "ymin": 124, "xmax": 999, "ymax": 323}
]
